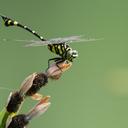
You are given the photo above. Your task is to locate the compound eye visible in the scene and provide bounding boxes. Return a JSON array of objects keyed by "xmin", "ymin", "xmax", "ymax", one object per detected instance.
[
  {"xmin": 72, "ymin": 50, "xmax": 78, "ymax": 55},
  {"xmin": 73, "ymin": 52, "xmax": 77, "ymax": 55}
]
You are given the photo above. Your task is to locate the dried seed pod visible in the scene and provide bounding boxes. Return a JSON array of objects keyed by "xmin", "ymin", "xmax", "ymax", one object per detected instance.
[
  {"xmin": 6, "ymin": 73, "xmax": 37, "ymax": 113},
  {"xmin": 25, "ymin": 73, "xmax": 48, "ymax": 97},
  {"xmin": 19, "ymin": 73, "xmax": 37, "ymax": 96},
  {"xmin": 30, "ymin": 93, "xmax": 43, "ymax": 101},
  {"xmin": 7, "ymin": 96, "xmax": 51, "ymax": 128},
  {"xmin": 46, "ymin": 60, "xmax": 72, "ymax": 80},
  {"xmin": 7, "ymin": 114, "xmax": 28, "ymax": 128},
  {"xmin": 6, "ymin": 92, "xmax": 23, "ymax": 113},
  {"xmin": 26, "ymin": 96, "xmax": 51, "ymax": 120}
]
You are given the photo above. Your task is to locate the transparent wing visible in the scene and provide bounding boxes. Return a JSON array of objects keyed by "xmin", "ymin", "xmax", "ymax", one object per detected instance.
[{"xmin": 14, "ymin": 35, "xmax": 103, "ymax": 47}]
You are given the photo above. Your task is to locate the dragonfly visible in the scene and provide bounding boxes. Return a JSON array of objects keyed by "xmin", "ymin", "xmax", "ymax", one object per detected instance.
[{"xmin": 0, "ymin": 15, "xmax": 103, "ymax": 68}]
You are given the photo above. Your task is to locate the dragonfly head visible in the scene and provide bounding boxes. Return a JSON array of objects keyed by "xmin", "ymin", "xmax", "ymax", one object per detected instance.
[{"xmin": 67, "ymin": 49, "xmax": 78, "ymax": 62}]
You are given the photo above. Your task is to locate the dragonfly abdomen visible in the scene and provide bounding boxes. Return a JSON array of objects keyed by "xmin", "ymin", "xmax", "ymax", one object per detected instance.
[{"xmin": 1, "ymin": 15, "xmax": 46, "ymax": 41}]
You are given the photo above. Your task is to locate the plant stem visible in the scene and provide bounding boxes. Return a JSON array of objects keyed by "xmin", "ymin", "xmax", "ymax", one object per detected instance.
[{"xmin": 0, "ymin": 111, "xmax": 10, "ymax": 128}]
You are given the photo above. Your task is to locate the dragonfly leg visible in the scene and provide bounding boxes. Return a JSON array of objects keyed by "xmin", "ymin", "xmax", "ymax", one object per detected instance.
[
  {"xmin": 55, "ymin": 58, "xmax": 66, "ymax": 71},
  {"xmin": 47, "ymin": 57, "xmax": 63, "ymax": 71}
]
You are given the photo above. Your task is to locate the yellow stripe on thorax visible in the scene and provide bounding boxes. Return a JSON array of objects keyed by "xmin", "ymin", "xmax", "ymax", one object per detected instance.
[
  {"xmin": 57, "ymin": 45, "xmax": 62, "ymax": 55},
  {"xmin": 52, "ymin": 45, "xmax": 56, "ymax": 53}
]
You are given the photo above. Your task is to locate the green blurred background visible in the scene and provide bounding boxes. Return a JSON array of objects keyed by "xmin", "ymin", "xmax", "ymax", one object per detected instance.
[{"xmin": 0, "ymin": 0, "xmax": 128, "ymax": 128}]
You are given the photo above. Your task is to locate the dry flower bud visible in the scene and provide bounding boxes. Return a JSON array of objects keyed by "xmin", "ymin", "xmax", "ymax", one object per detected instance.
[
  {"xmin": 6, "ymin": 114, "xmax": 28, "ymax": 128},
  {"xmin": 26, "ymin": 96, "xmax": 51, "ymax": 121},
  {"xmin": 46, "ymin": 60, "xmax": 72, "ymax": 80},
  {"xmin": 6, "ymin": 92, "xmax": 23, "ymax": 113},
  {"xmin": 6, "ymin": 96, "xmax": 51, "ymax": 128},
  {"xmin": 31, "ymin": 93, "xmax": 43, "ymax": 101},
  {"xmin": 19, "ymin": 73, "xmax": 37, "ymax": 96},
  {"xmin": 5, "ymin": 73, "xmax": 37, "ymax": 114},
  {"xmin": 25, "ymin": 73, "xmax": 48, "ymax": 97}
]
